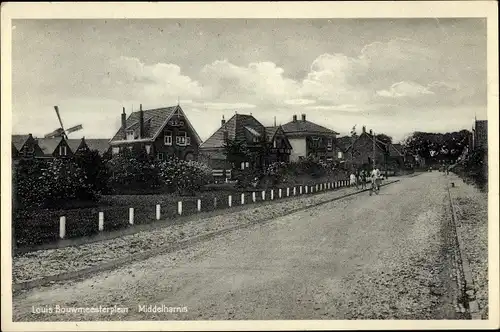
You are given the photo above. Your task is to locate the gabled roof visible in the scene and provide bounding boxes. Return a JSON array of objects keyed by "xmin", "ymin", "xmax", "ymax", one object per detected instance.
[
  {"xmin": 110, "ymin": 105, "xmax": 202, "ymax": 145},
  {"xmin": 346, "ymin": 132, "xmax": 387, "ymax": 153},
  {"xmin": 282, "ymin": 119, "xmax": 339, "ymax": 136},
  {"xmin": 36, "ymin": 137, "xmax": 65, "ymax": 156},
  {"xmin": 336, "ymin": 136, "xmax": 353, "ymax": 152},
  {"xmin": 389, "ymin": 143, "xmax": 404, "ymax": 157},
  {"xmin": 85, "ymin": 139, "xmax": 111, "ymax": 154},
  {"xmin": 265, "ymin": 126, "xmax": 280, "ymax": 142},
  {"xmin": 67, "ymin": 139, "xmax": 83, "ymax": 152},
  {"xmin": 200, "ymin": 113, "xmax": 265, "ymax": 149},
  {"xmin": 12, "ymin": 135, "xmax": 30, "ymax": 150}
]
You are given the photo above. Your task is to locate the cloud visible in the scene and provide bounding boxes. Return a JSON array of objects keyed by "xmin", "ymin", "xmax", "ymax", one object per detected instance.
[
  {"xmin": 108, "ymin": 56, "xmax": 204, "ymax": 102},
  {"xmin": 284, "ymin": 99, "xmax": 316, "ymax": 105},
  {"xmin": 192, "ymin": 102, "xmax": 257, "ymax": 110},
  {"xmin": 377, "ymin": 81, "xmax": 435, "ymax": 98},
  {"xmin": 200, "ymin": 60, "xmax": 299, "ymax": 105}
]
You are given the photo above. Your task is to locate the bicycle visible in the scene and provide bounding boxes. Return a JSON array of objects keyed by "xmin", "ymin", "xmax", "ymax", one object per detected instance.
[{"xmin": 369, "ymin": 178, "xmax": 380, "ymax": 196}]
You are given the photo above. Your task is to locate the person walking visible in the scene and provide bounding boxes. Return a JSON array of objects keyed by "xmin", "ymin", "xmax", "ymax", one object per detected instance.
[
  {"xmin": 350, "ymin": 172, "xmax": 357, "ymax": 188},
  {"xmin": 360, "ymin": 169, "xmax": 367, "ymax": 189}
]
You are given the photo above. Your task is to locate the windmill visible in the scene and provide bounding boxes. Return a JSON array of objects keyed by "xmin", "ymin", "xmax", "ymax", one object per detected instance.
[{"xmin": 44, "ymin": 106, "xmax": 83, "ymax": 139}]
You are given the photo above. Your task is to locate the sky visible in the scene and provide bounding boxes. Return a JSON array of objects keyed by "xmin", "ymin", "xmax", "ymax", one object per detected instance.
[{"xmin": 11, "ymin": 18, "xmax": 487, "ymax": 142}]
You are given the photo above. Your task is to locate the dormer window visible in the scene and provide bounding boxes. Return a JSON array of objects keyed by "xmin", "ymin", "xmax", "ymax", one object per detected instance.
[
  {"xmin": 273, "ymin": 139, "xmax": 277, "ymax": 148},
  {"xmin": 126, "ymin": 130, "xmax": 135, "ymax": 141},
  {"xmin": 327, "ymin": 139, "xmax": 333, "ymax": 148}
]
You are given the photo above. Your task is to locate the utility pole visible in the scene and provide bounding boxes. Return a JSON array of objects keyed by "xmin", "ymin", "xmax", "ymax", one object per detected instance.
[{"xmin": 373, "ymin": 130, "xmax": 376, "ymax": 169}]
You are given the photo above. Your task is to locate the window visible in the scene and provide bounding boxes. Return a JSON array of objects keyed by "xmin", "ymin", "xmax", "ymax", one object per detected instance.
[
  {"xmin": 158, "ymin": 152, "xmax": 164, "ymax": 160},
  {"xmin": 245, "ymin": 162, "xmax": 250, "ymax": 168},
  {"xmin": 112, "ymin": 147, "xmax": 119, "ymax": 155},
  {"xmin": 145, "ymin": 145, "xmax": 151, "ymax": 154},
  {"xmin": 126, "ymin": 130, "xmax": 135, "ymax": 141},
  {"xmin": 327, "ymin": 139, "xmax": 333, "ymax": 148},
  {"xmin": 273, "ymin": 139, "xmax": 277, "ymax": 148},
  {"xmin": 164, "ymin": 131, "xmax": 172, "ymax": 145},
  {"xmin": 59, "ymin": 145, "xmax": 67, "ymax": 156},
  {"xmin": 241, "ymin": 162, "xmax": 245, "ymax": 170},
  {"xmin": 337, "ymin": 151, "xmax": 343, "ymax": 159},
  {"xmin": 176, "ymin": 131, "xmax": 190, "ymax": 146}
]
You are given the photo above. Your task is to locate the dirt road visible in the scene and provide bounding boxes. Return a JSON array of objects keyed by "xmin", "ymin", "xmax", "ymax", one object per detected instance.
[{"xmin": 13, "ymin": 172, "xmax": 464, "ymax": 320}]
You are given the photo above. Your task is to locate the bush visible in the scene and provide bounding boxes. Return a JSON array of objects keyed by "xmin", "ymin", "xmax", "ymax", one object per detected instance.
[
  {"xmin": 13, "ymin": 158, "xmax": 98, "ymax": 213},
  {"xmin": 158, "ymin": 157, "xmax": 213, "ymax": 194}
]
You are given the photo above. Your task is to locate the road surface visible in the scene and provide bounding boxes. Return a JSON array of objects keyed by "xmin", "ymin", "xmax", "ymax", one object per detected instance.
[{"xmin": 13, "ymin": 172, "xmax": 464, "ymax": 320}]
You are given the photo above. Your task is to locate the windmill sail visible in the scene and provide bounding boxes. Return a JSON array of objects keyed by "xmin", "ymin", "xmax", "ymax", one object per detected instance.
[
  {"xmin": 66, "ymin": 124, "xmax": 83, "ymax": 134},
  {"xmin": 44, "ymin": 128, "xmax": 65, "ymax": 138}
]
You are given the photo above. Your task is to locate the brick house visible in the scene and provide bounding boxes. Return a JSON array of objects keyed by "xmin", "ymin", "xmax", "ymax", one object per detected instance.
[
  {"xmin": 345, "ymin": 126, "xmax": 389, "ymax": 171},
  {"xmin": 109, "ymin": 104, "xmax": 202, "ymax": 161},
  {"xmin": 281, "ymin": 114, "xmax": 340, "ymax": 162},
  {"xmin": 199, "ymin": 113, "xmax": 292, "ymax": 178}
]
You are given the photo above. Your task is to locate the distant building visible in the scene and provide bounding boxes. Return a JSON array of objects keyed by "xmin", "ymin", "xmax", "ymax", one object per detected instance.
[
  {"xmin": 281, "ymin": 114, "xmax": 340, "ymax": 162},
  {"xmin": 345, "ymin": 126, "xmax": 388, "ymax": 170},
  {"xmin": 199, "ymin": 113, "xmax": 292, "ymax": 178},
  {"xmin": 67, "ymin": 137, "xmax": 111, "ymax": 156},
  {"xmin": 109, "ymin": 104, "xmax": 202, "ymax": 161},
  {"xmin": 473, "ymin": 119, "xmax": 487, "ymax": 150},
  {"xmin": 12, "ymin": 134, "xmax": 72, "ymax": 160}
]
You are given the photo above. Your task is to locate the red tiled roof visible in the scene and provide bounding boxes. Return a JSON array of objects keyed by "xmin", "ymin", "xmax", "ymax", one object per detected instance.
[
  {"xmin": 282, "ymin": 119, "xmax": 339, "ymax": 136},
  {"xmin": 12, "ymin": 135, "xmax": 30, "ymax": 150},
  {"xmin": 200, "ymin": 114, "xmax": 265, "ymax": 149},
  {"xmin": 85, "ymin": 139, "xmax": 111, "ymax": 154},
  {"xmin": 110, "ymin": 105, "xmax": 202, "ymax": 145},
  {"xmin": 36, "ymin": 137, "xmax": 64, "ymax": 156}
]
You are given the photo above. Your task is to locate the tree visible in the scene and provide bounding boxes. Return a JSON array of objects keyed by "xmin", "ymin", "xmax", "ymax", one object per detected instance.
[{"xmin": 223, "ymin": 139, "xmax": 250, "ymax": 168}]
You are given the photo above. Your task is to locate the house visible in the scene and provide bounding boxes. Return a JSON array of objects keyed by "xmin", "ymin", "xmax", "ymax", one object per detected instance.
[
  {"xmin": 345, "ymin": 126, "xmax": 389, "ymax": 171},
  {"xmin": 387, "ymin": 143, "xmax": 405, "ymax": 170},
  {"xmin": 335, "ymin": 136, "xmax": 355, "ymax": 160},
  {"xmin": 12, "ymin": 134, "xmax": 45, "ymax": 159},
  {"xmin": 109, "ymin": 104, "xmax": 202, "ymax": 161},
  {"xmin": 199, "ymin": 113, "xmax": 292, "ymax": 178},
  {"xmin": 281, "ymin": 114, "xmax": 340, "ymax": 162},
  {"xmin": 67, "ymin": 137, "xmax": 111, "ymax": 156},
  {"xmin": 36, "ymin": 137, "xmax": 73, "ymax": 158}
]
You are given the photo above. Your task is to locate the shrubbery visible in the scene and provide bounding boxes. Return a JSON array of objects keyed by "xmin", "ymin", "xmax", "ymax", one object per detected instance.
[
  {"xmin": 106, "ymin": 149, "xmax": 214, "ymax": 195},
  {"xmin": 13, "ymin": 158, "xmax": 99, "ymax": 213}
]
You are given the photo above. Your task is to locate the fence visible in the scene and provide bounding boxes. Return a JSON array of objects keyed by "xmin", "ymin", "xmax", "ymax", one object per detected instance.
[{"xmin": 14, "ymin": 178, "xmax": 352, "ymax": 248}]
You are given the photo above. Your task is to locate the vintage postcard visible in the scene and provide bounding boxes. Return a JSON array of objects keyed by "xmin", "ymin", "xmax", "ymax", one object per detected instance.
[{"xmin": 1, "ymin": 1, "xmax": 499, "ymax": 331}]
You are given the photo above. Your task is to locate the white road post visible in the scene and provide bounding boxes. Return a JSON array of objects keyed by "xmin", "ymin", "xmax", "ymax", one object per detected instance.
[
  {"xmin": 279, "ymin": 188, "xmax": 282, "ymax": 198},
  {"xmin": 98, "ymin": 212, "xmax": 104, "ymax": 231},
  {"xmin": 241, "ymin": 193, "xmax": 245, "ymax": 205},
  {"xmin": 299, "ymin": 186, "xmax": 303, "ymax": 194},
  {"xmin": 293, "ymin": 187, "xmax": 296, "ymax": 196},
  {"xmin": 156, "ymin": 204, "xmax": 161, "ymax": 220},
  {"xmin": 287, "ymin": 187, "xmax": 290, "ymax": 197},
  {"xmin": 305, "ymin": 186, "xmax": 308, "ymax": 194},
  {"xmin": 262, "ymin": 190, "xmax": 266, "ymax": 200},
  {"xmin": 252, "ymin": 192, "xmax": 256, "ymax": 202},
  {"xmin": 129, "ymin": 207, "xmax": 134, "ymax": 225},
  {"xmin": 197, "ymin": 199, "xmax": 201, "ymax": 212},
  {"xmin": 59, "ymin": 216, "xmax": 66, "ymax": 239},
  {"xmin": 228, "ymin": 195, "xmax": 232, "ymax": 207},
  {"xmin": 178, "ymin": 201, "xmax": 183, "ymax": 215},
  {"xmin": 271, "ymin": 189, "xmax": 274, "ymax": 200}
]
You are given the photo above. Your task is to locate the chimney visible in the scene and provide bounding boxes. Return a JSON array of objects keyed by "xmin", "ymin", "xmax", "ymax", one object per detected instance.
[
  {"xmin": 139, "ymin": 104, "xmax": 144, "ymax": 138},
  {"xmin": 293, "ymin": 115, "xmax": 297, "ymax": 122},
  {"xmin": 221, "ymin": 115, "xmax": 226, "ymax": 126},
  {"xmin": 301, "ymin": 114, "xmax": 306, "ymax": 121},
  {"xmin": 369, "ymin": 129, "xmax": 373, "ymax": 135},
  {"xmin": 121, "ymin": 107, "xmax": 127, "ymax": 140},
  {"xmin": 362, "ymin": 126, "xmax": 366, "ymax": 134}
]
